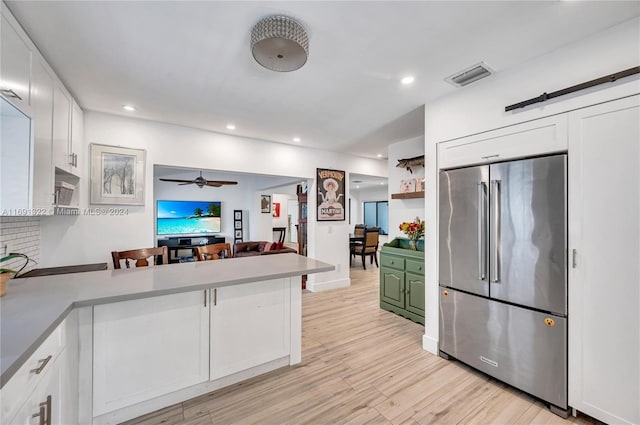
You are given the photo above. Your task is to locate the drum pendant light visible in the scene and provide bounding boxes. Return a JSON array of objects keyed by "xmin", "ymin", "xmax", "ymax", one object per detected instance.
[{"xmin": 251, "ymin": 15, "xmax": 309, "ymax": 72}]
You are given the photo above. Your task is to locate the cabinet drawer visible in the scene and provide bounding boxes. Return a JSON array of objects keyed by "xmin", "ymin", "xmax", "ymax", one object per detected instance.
[
  {"xmin": 438, "ymin": 114, "xmax": 568, "ymax": 169},
  {"xmin": 380, "ymin": 255, "xmax": 404, "ymax": 270},
  {"xmin": 1, "ymin": 321, "xmax": 65, "ymax": 423},
  {"xmin": 405, "ymin": 259, "xmax": 424, "ymax": 275}
]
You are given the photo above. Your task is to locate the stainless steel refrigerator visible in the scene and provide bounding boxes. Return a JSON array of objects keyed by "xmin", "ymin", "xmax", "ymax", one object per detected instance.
[{"xmin": 438, "ymin": 154, "xmax": 568, "ymax": 415}]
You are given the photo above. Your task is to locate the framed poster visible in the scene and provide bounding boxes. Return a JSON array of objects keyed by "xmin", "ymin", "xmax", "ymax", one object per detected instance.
[
  {"xmin": 272, "ymin": 202, "xmax": 280, "ymax": 218},
  {"xmin": 90, "ymin": 144, "xmax": 145, "ymax": 205},
  {"xmin": 317, "ymin": 168, "xmax": 345, "ymax": 221},
  {"xmin": 261, "ymin": 195, "xmax": 271, "ymax": 213}
]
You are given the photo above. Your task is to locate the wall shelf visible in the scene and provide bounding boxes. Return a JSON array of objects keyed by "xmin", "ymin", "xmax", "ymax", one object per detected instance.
[{"xmin": 391, "ymin": 191, "xmax": 425, "ymax": 200}]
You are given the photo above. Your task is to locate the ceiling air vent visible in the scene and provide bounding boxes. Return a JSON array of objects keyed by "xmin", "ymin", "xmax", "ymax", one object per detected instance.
[{"xmin": 445, "ymin": 62, "xmax": 493, "ymax": 87}]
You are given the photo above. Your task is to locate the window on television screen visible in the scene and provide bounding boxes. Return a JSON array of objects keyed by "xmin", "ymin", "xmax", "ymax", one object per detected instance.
[{"xmin": 157, "ymin": 200, "xmax": 221, "ymax": 235}]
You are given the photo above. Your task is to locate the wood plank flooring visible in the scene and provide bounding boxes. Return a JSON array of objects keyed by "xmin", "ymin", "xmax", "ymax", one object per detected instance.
[{"xmin": 123, "ymin": 266, "xmax": 601, "ymax": 425}]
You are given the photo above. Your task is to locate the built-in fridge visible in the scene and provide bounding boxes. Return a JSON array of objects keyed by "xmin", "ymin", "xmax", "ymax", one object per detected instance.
[{"xmin": 438, "ymin": 154, "xmax": 568, "ymax": 415}]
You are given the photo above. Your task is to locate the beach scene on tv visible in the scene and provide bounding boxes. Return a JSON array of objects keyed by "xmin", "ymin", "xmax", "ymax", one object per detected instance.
[{"xmin": 157, "ymin": 200, "xmax": 221, "ymax": 235}]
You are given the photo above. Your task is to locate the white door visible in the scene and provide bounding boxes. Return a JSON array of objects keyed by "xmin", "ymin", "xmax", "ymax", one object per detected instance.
[
  {"xmin": 93, "ymin": 291, "xmax": 210, "ymax": 416},
  {"xmin": 568, "ymin": 95, "xmax": 639, "ymax": 425},
  {"xmin": 210, "ymin": 279, "xmax": 291, "ymax": 380}
]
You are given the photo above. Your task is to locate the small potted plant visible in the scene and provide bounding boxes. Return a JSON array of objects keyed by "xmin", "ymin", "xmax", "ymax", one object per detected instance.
[{"xmin": 1, "ymin": 253, "xmax": 35, "ymax": 297}]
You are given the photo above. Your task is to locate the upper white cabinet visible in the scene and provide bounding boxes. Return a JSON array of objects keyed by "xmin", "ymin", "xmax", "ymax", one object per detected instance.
[
  {"xmin": 0, "ymin": 97, "xmax": 31, "ymax": 213},
  {"xmin": 210, "ymin": 279, "xmax": 291, "ymax": 380},
  {"xmin": 438, "ymin": 114, "xmax": 568, "ymax": 169},
  {"xmin": 0, "ymin": 11, "xmax": 31, "ymax": 114},
  {"xmin": 567, "ymin": 95, "xmax": 639, "ymax": 425},
  {"xmin": 92, "ymin": 291, "xmax": 210, "ymax": 417},
  {"xmin": 52, "ymin": 83, "xmax": 72, "ymax": 172}
]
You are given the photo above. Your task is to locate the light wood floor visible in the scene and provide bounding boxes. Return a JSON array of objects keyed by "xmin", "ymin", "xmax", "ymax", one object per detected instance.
[{"xmin": 123, "ymin": 265, "xmax": 601, "ymax": 425}]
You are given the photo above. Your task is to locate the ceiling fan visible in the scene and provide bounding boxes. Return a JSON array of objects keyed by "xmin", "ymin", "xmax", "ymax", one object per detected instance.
[{"xmin": 159, "ymin": 171, "xmax": 238, "ymax": 188}]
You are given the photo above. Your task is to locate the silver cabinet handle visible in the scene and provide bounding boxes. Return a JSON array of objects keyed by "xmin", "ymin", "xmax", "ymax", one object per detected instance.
[
  {"xmin": 32, "ymin": 395, "xmax": 51, "ymax": 425},
  {"xmin": 204, "ymin": 289, "xmax": 207, "ymax": 307},
  {"xmin": 74, "ymin": 153, "xmax": 78, "ymax": 167},
  {"xmin": 213, "ymin": 288, "xmax": 217, "ymax": 306},
  {"xmin": 482, "ymin": 154, "xmax": 500, "ymax": 160},
  {"xmin": 491, "ymin": 180, "xmax": 501, "ymax": 283},
  {"xmin": 477, "ymin": 182, "xmax": 487, "ymax": 280},
  {"xmin": 572, "ymin": 249, "xmax": 577, "ymax": 268},
  {"xmin": 1, "ymin": 88, "xmax": 22, "ymax": 100},
  {"xmin": 30, "ymin": 355, "xmax": 52, "ymax": 374}
]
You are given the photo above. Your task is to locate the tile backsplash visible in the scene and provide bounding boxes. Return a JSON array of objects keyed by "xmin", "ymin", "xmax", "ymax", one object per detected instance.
[{"xmin": 0, "ymin": 217, "xmax": 40, "ymax": 275}]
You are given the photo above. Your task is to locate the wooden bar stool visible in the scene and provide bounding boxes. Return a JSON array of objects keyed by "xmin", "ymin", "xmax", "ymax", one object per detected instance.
[
  {"xmin": 194, "ymin": 243, "xmax": 232, "ymax": 261},
  {"xmin": 111, "ymin": 246, "xmax": 169, "ymax": 269}
]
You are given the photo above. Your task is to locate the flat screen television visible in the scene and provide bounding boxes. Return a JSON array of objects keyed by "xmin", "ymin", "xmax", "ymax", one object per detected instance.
[{"xmin": 157, "ymin": 200, "xmax": 221, "ymax": 235}]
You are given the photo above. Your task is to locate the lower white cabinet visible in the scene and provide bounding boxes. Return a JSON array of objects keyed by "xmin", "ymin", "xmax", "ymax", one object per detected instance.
[
  {"xmin": 210, "ymin": 279, "xmax": 291, "ymax": 380},
  {"xmin": 568, "ymin": 95, "xmax": 639, "ymax": 425},
  {"xmin": 10, "ymin": 357, "xmax": 63, "ymax": 425},
  {"xmin": 92, "ymin": 291, "xmax": 210, "ymax": 416}
]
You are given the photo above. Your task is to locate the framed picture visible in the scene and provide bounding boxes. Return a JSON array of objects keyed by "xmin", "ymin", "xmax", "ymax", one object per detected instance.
[
  {"xmin": 399, "ymin": 179, "xmax": 416, "ymax": 193},
  {"xmin": 234, "ymin": 238, "xmax": 242, "ymax": 244},
  {"xmin": 234, "ymin": 230, "xmax": 242, "ymax": 238},
  {"xmin": 272, "ymin": 202, "xmax": 280, "ymax": 218},
  {"xmin": 234, "ymin": 221, "xmax": 242, "ymax": 229},
  {"xmin": 234, "ymin": 211, "xmax": 242, "ymax": 220},
  {"xmin": 317, "ymin": 168, "xmax": 345, "ymax": 221},
  {"xmin": 90, "ymin": 144, "xmax": 145, "ymax": 205},
  {"xmin": 261, "ymin": 195, "xmax": 271, "ymax": 213}
]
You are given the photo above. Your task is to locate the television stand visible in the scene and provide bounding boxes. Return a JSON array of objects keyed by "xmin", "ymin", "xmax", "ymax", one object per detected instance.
[{"xmin": 157, "ymin": 236, "xmax": 226, "ymax": 263}]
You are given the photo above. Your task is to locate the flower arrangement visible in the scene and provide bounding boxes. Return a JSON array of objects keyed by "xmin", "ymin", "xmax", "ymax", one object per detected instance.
[{"xmin": 399, "ymin": 217, "xmax": 425, "ymax": 250}]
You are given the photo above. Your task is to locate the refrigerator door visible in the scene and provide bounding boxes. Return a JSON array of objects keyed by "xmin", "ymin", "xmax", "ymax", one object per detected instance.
[
  {"xmin": 439, "ymin": 288, "xmax": 567, "ymax": 409},
  {"xmin": 439, "ymin": 166, "xmax": 489, "ymax": 296},
  {"xmin": 489, "ymin": 155, "xmax": 567, "ymax": 315}
]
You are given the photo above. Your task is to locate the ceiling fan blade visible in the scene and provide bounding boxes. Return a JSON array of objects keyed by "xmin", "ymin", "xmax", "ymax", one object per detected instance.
[
  {"xmin": 206, "ymin": 181, "xmax": 238, "ymax": 186},
  {"xmin": 179, "ymin": 182, "xmax": 195, "ymax": 185},
  {"xmin": 159, "ymin": 178, "xmax": 194, "ymax": 183}
]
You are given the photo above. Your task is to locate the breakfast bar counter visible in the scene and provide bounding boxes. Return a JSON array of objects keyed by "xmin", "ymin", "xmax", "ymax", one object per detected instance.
[{"xmin": 1, "ymin": 253, "xmax": 332, "ymax": 385}]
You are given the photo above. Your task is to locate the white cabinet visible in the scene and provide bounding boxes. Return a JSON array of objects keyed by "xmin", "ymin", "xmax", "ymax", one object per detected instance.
[
  {"xmin": 70, "ymin": 100, "xmax": 82, "ymax": 171},
  {"xmin": 0, "ymin": 97, "xmax": 32, "ymax": 213},
  {"xmin": 52, "ymin": 84, "xmax": 72, "ymax": 172},
  {"xmin": 92, "ymin": 291, "xmax": 210, "ymax": 416},
  {"xmin": 568, "ymin": 95, "xmax": 639, "ymax": 425},
  {"xmin": 438, "ymin": 114, "xmax": 568, "ymax": 169},
  {"xmin": 0, "ymin": 10, "xmax": 31, "ymax": 114},
  {"xmin": 30, "ymin": 58, "xmax": 55, "ymax": 211},
  {"xmin": 210, "ymin": 279, "xmax": 291, "ymax": 380},
  {"xmin": 1, "ymin": 314, "xmax": 77, "ymax": 425}
]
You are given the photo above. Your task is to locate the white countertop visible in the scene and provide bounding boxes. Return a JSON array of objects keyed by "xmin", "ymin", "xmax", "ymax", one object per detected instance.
[{"xmin": 0, "ymin": 254, "xmax": 333, "ymax": 387}]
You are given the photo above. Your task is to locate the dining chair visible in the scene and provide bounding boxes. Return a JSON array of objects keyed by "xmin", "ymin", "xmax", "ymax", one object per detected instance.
[
  {"xmin": 194, "ymin": 243, "xmax": 232, "ymax": 261},
  {"xmin": 111, "ymin": 246, "xmax": 169, "ymax": 269},
  {"xmin": 352, "ymin": 227, "xmax": 380, "ymax": 270},
  {"xmin": 350, "ymin": 224, "xmax": 366, "ymax": 257}
]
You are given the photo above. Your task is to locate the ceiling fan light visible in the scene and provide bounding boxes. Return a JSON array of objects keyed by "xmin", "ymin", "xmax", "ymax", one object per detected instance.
[{"xmin": 251, "ymin": 15, "xmax": 309, "ymax": 72}]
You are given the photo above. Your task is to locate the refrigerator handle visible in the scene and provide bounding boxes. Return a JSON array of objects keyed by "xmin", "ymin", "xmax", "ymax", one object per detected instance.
[
  {"xmin": 477, "ymin": 182, "xmax": 487, "ymax": 280},
  {"xmin": 491, "ymin": 180, "xmax": 501, "ymax": 283}
]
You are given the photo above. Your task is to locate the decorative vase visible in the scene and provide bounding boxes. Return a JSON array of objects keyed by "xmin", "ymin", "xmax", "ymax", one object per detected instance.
[
  {"xmin": 0, "ymin": 273, "xmax": 10, "ymax": 297},
  {"xmin": 408, "ymin": 239, "xmax": 417, "ymax": 251}
]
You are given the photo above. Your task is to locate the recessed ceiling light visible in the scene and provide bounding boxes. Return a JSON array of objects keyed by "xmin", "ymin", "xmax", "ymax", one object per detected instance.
[
  {"xmin": 376, "ymin": 154, "xmax": 383, "ymax": 158},
  {"xmin": 401, "ymin": 76, "xmax": 415, "ymax": 85},
  {"xmin": 380, "ymin": 181, "xmax": 385, "ymax": 185},
  {"xmin": 356, "ymin": 185, "xmax": 360, "ymax": 189},
  {"xmin": 292, "ymin": 137, "xmax": 301, "ymax": 142},
  {"xmin": 226, "ymin": 124, "xmax": 236, "ymax": 130},
  {"xmin": 122, "ymin": 105, "xmax": 136, "ymax": 112}
]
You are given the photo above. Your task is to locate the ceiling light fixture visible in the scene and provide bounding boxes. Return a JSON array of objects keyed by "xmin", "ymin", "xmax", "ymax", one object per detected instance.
[
  {"xmin": 292, "ymin": 137, "xmax": 301, "ymax": 142},
  {"xmin": 226, "ymin": 124, "xmax": 236, "ymax": 130},
  {"xmin": 122, "ymin": 105, "xmax": 136, "ymax": 111},
  {"xmin": 401, "ymin": 76, "xmax": 415, "ymax": 85},
  {"xmin": 376, "ymin": 154, "xmax": 383, "ymax": 158},
  {"xmin": 251, "ymin": 15, "xmax": 309, "ymax": 72}
]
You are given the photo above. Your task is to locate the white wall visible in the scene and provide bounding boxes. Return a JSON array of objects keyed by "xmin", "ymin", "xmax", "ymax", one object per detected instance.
[
  {"xmin": 388, "ymin": 136, "xmax": 425, "ymax": 240},
  {"xmin": 422, "ymin": 17, "xmax": 640, "ymax": 354},
  {"xmin": 39, "ymin": 112, "xmax": 386, "ymax": 292}
]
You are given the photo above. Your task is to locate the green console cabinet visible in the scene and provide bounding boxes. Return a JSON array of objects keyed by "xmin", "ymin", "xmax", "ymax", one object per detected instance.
[{"xmin": 380, "ymin": 238, "xmax": 425, "ymax": 324}]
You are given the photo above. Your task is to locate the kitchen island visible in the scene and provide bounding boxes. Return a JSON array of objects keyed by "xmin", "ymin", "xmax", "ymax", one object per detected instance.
[{"xmin": 1, "ymin": 254, "xmax": 333, "ymax": 424}]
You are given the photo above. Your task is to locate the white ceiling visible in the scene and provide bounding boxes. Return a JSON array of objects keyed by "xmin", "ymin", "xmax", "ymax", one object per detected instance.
[{"xmin": 7, "ymin": 1, "xmax": 639, "ymax": 158}]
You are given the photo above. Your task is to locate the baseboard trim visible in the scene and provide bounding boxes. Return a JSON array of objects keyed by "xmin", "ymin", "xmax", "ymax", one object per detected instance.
[
  {"xmin": 306, "ymin": 277, "xmax": 350, "ymax": 292},
  {"xmin": 422, "ymin": 334, "xmax": 438, "ymax": 355}
]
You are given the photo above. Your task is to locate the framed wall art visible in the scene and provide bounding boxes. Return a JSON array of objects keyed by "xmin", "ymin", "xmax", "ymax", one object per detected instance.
[
  {"xmin": 90, "ymin": 144, "xmax": 145, "ymax": 205},
  {"xmin": 261, "ymin": 195, "xmax": 271, "ymax": 213},
  {"xmin": 317, "ymin": 168, "xmax": 345, "ymax": 221},
  {"xmin": 233, "ymin": 209, "xmax": 243, "ymax": 243}
]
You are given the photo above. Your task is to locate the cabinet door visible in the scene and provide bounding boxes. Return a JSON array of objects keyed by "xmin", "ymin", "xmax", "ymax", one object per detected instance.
[
  {"xmin": 52, "ymin": 84, "xmax": 71, "ymax": 172},
  {"xmin": 0, "ymin": 97, "xmax": 31, "ymax": 212},
  {"xmin": 438, "ymin": 114, "xmax": 567, "ymax": 169},
  {"xmin": 93, "ymin": 291, "xmax": 209, "ymax": 416},
  {"xmin": 405, "ymin": 272, "xmax": 425, "ymax": 317},
  {"xmin": 0, "ymin": 12, "xmax": 31, "ymax": 114},
  {"xmin": 30, "ymin": 59, "xmax": 54, "ymax": 211},
  {"xmin": 568, "ymin": 95, "xmax": 639, "ymax": 425},
  {"xmin": 380, "ymin": 267, "xmax": 405, "ymax": 308},
  {"xmin": 8, "ymin": 357, "xmax": 63, "ymax": 425},
  {"xmin": 70, "ymin": 101, "xmax": 83, "ymax": 170},
  {"xmin": 210, "ymin": 279, "xmax": 291, "ymax": 380}
]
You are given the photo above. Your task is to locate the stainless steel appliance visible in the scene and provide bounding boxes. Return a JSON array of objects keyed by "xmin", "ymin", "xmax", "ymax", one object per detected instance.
[{"xmin": 438, "ymin": 154, "xmax": 568, "ymax": 416}]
